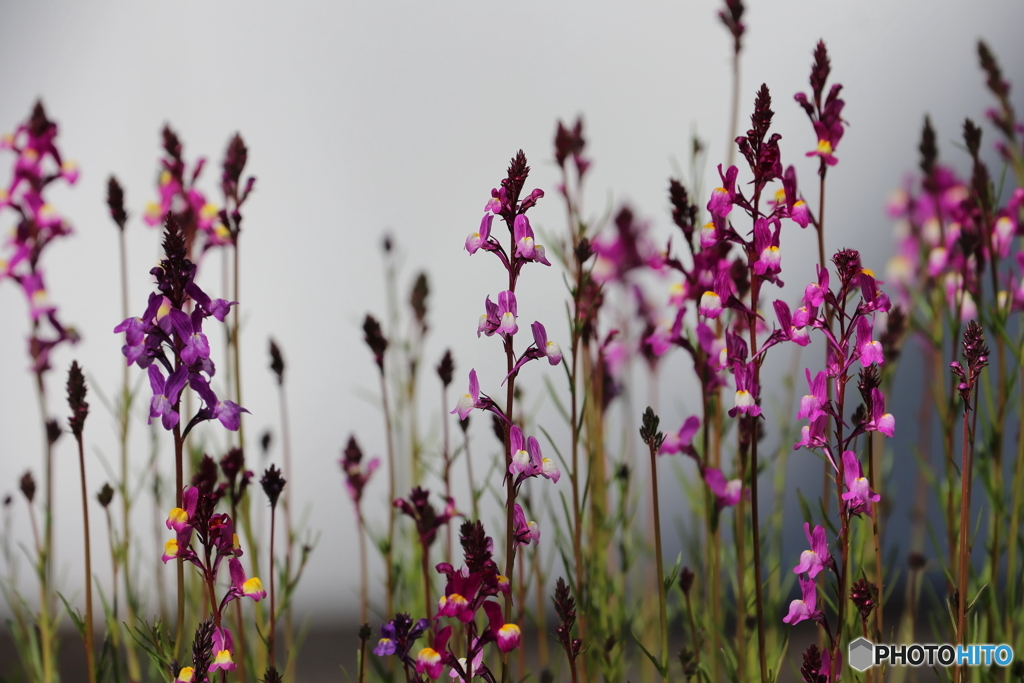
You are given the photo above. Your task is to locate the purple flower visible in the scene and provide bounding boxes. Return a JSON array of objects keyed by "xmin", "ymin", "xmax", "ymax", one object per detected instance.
[
  {"xmin": 190, "ymin": 375, "xmax": 247, "ymax": 431},
  {"xmin": 728, "ymin": 361, "xmax": 761, "ymax": 418},
  {"xmin": 773, "ymin": 300, "xmax": 811, "ymax": 347},
  {"xmin": 752, "ymin": 217, "xmax": 782, "ymax": 277},
  {"xmin": 210, "ymin": 627, "xmax": 236, "ymax": 672},
  {"xmin": 792, "ymin": 523, "xmax": 832, "ymax": 578},
  {"xmin": 512, "ymin": 503, "xmax": 540, "ymax": 549},
  {"xmin": 782, "ymin": 575, "xmax": 821, "ymax": 625},
  {"xmin": 659, "ymin": 416, "xmax": 700, "ymax": 456},
  {"xmin": 148, "ymin": 366, "xmax": 187, "ymax": 430},
  {"xmin": 466, "ymin": 214, "xmax": 493, "ymax": 254},
  {"xmin": 841, "ymin": 450, "xmax": 880, "ymax": 515},
  {"xmin": 508, "ymin": 426, "xmax": 560, "ymax": 484},
  {"xmin": 865, "ymin": 388, "xmax": 895, "ymax": 437},
  {"xmin": 496, "ymin": 291, "xmax": 518, "ymax": 336},
  {"xmin": 452, "ymin": 369, "xmax": 484, "ymax": 420},
  {"xmin": 797, "ymin": 369, "xmax": 828, "ymax": 422},
  {"xmin": 340, "ymin": 435, "xmax": 380, "ymax": 504},
  {"xmin": 856, "ymin": 315, "xmax": 883, "ymax": 367},
  {"xmin": 704, "ymin": 467, "xmax": 744, "ymax": 507},
  {"xmin": 707, "ymin": 164, "xmax": 738, "ymax": 217},
  {"xmin": 794, "ymin": 415, "xmax": 829, "ymax": 451}
]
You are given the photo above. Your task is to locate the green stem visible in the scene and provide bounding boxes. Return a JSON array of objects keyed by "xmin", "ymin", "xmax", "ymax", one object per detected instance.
[{"xmin": 76, "ymin": 432, "xmax": 97, "ymax": 683}]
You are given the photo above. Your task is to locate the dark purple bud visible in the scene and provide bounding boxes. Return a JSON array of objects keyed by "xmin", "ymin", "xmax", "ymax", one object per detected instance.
[
  {"xmin": 2, "ymin": 495, "xmax": 11, "ymax": 508},
  {"xmin": 502, "ymin": 150, "xmax": 531, "ymax": 209},
  {"xmin": 857, "ymin": 366, "xmax": 880, "ymax": 406},
  {"xmin": 191, "ymin": 455, "xmax": 219, "ymax": 494},
  {"xmin": 458, "ymin": 416, "xmax": 470, "ymax": 433},
  {"xmin": 29, "ymin": 100, "xmax": 54, "ymax": 139},
  {"xmin": 382, "ymin": 233, "xmax": 393, "ymax": 253},
  {"xmin": 107, "ymin": 176, "xmax": 128, "ymax": 231},
  {"xmin": 46, "ymin": 419, "xmax": 62, "ymax": 446},
  {"xmin": 261, "ymin": 667, "xmax": 283, "ymax": 683},
  {"xmin": 362, "ymin": 314, "xmax": 388, "ymax": 373},
  {"xmin": 669, "ymin": 179, "xmax": 697, "ymax": 247},
  {"xmin": 96, "ymin": 483, "xmax": 114, "ymax": 508},
  {"xmin": 66, "ymin": 361, "xmax": 89, "ymax": 439},
  {"xmin": 269, "ymin": 338, "xmax": 285, "ymax": 385},
  {"xmin": 260, "ymin": 464, "xmax": 286, "ymax": 508},
  {"xmin": 260, "ymin": 431, "xmax": 272, "ymax": 454},
  {"xmin": 717, "ymin": 0, "xmax": 745, "ymax": 54},
  {"xmin": 459, "ymin": 519, "xmax": 493, "ymax": 573},
  {"xmin": 639, "ymin": 407, "xmax": 665, "ymax": 451},
  {"xmin": 809, "ymin": 40, "xmax": 831, "ymax": 104},
  {"xmin": 162, "ymin": 124, "xmax": 183, "ymax": 163},
  {"xmin": 575, "ymin": 237, "xmax": 593, "ymax": 264},
  {"xmin": 222, "ymin": 133, "xmax": 248, "ymax": 191},
  {"xmin": 554, "ymin": 118, "xmax": 586, "ymax": 168},
  {"xmin": 220, "ymin": 447, "xmax": 245, "ymax": 485},
  {"xmin": 908, "ymin": 551, "xmax": 927, "ymax": 570},
  {"xmin": 919, "ymin": 116, "xmax": 938, "ymax": 180},
  {"xmin": 20, "ymin": 471, "xmax": 36, "ymax": 503},
  {"xmin": 436, "ymin": 349, "xmax": 454, "ymax": 387},
  {"xmin": 978, "ymin": 41, "xmax": 1009, "ymax": 100},
  {"xmin": 963, "ymin": 118, "xmax": 983, "ymax": 158},
  {"xmin": 800, "ymin": 643, "xmax": 828, "ymax": 683},
  {"xmin": 410, "ymin": 272, "xmax": 429, "ymax": 327},
  {"xmin": 192, "ymin": 616, "xmax": 216, "ymax": 681},
  {"xmin": 850, "ymin": 578, "xmax": 877, "ymax": 622},
  {"xmin": 831, "ymin": 248, "xmax": 862, "ymax": 289},
  {"xmin": 679, "ymin": 567, "xmax": 695, "ymax": 596},
  {"xmin": 881, "ymin": 306, "xmax": 908, "ymax": 366}
]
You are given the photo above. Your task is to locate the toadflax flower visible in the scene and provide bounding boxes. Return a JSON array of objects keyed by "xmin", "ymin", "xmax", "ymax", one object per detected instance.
[
  {"xmin": 507, "ymin": 425, "xmax": 560, "ymax": 485},
  {"xmin": 210, "ymin": 627, "xmax": 236, "ymax": 672},
  {"xmin": 659, "ymin": 415, "xmax": 700, "ymax": 456},
  {"xmin": 783, "ymin": 575, "xmax": 822, "ymax": 625},
  {"xmin": 704, "ymin": 467, "xmax": 744, "ymax": 508},
  {"xmin": 792, "ymin": 523, "xmax": 833, "ymax": 578},
  {"xmin": 841, "ymin": 450, "xmax": 880, "ymax": 516}
]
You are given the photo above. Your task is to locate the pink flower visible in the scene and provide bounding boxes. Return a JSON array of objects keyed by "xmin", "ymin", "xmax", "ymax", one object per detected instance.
[
  {"xmin": 783, "ymin": 575, "xmax": 820, "ymax": 625},
  {"xmin": 660, "ymin": 416, "xmax": 700, "ymax": 456},
  {"xmin": 704, "ymin": 467, "xmax": 744, "ymax": 507},
  {"xmin": 792, "ymin": 523, "xmax": 831, "ymax": 578},
  {"xmin": 841, "ymin": 450, "xmax": 880, "ymax": 516}
]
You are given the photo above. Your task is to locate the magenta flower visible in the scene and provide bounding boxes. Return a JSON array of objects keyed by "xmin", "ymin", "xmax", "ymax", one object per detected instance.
[
  {"xmin": 792, "ymin": 523, "xmax": 832, "ymax": 578},
  {"xmin": 752, "ymin": 217, "xmax": 782, "ymax": 277},
  {"xmin": 782, "ymin": 575, "xmax": 821, "ymax": 625},
  {"xmin": 773, "ymin": 300, "xmax": 811, "ymax": 347},
  {"xmin": 482, "ymin": 601, "xmax": 521, "ymax": 654},
  {"xmin": 794, "ymin": 415, "xmax": 829, "ymax": 451},
  {"xmin": 865, "ymin": 388, "xmax": 895, "ymax": 438},
  {"xmin": 496, "ymin": 290, "xmax": 518, "ymax": 335},
  {"xmin": 704, "ymin": 467, "xmax": 744, "ymax": 508},
  {"xmin": 340, "ymin": 435, "xmax": 380, "ymax": 504},
  {"xmin": 513, "ymin": 214, "xmax": 551, "ymax": 265},
  {"xmin": 728, "ymin": 361, "xmax": 761, "ymax": 418},
  {"xmin": 508, "ymin": 426, "xmax": 560, "ymax": 484},
  {"xmin": 452, "ymin": 369, "xmax": 483, "ymax": 420},
  {"xmin": 504, "ymin": 321, "xmax": 563, "ymax": 381},
  {"xmin": 191, "ymin": 375, "xmax": 247, "ymax": 431},
  {"xmin": 707, "ymin": 164, "xmax": 739, "ymax": 217},
  {"xmin": 659, "ymin": 415, "xmax": 700, "ymax": 456},
  {"xmin": 224, "ymin": 557, "xmax": 266, "ymax": 606},
  {"xmin": 466, "ymin": 214, "xmax": 493, "ymax": 254},
  {"xmin": 841, "ymin": 450, "xmax": 880, "ymax": 515},
  {"xmin": 511, "ymin": 503, "xmax": 540, "ymax": 549},
  {"xmin": 803, "ymin": 265, "xmax": 829, "ymax": 309},
  {"xmin": 797, "ymin": 369, "xmax": 828, "ymax": 422},
  {"xmin": 165, "ymin": 486, "xmax": 199, "ymax": 533},
  {"xmin": 698, "ymin": 270, "xmax": 733, "ymax": 319},
  {"xmin": 856, "ymin": 315, "xmax": 884, "ymax": 367},
  {"xmin": 394, "ymin": 487, "xmax": 459, "ymax": 549},
  {"xmin": 148, "ymin": 365, "xmax": 188, "ymax": 430},
  {"xmin": 210, "ymin": 627, "xmax": 236, "ymax": 672}
]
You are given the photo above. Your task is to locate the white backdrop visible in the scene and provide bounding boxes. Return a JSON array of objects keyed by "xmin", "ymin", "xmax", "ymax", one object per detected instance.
[{"xmin": 1, "ymin": 0, "xmax": 1022, "ymax": 622}]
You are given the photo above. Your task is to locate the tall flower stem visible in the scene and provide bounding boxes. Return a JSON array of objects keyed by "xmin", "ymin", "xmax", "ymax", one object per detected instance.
[
  {"xmin": 747, "ymin": 280, "xmax": 768, "ymax": 683},
  {"xmin": 276, "ymin": 366, "xmax": 296, "ymax": 681},
  {"xmin": 34, "ymin": 374, "xmax": 56, "ymax": 683},
  {"xmin": 645, "ymin": 421, "xmax": 668, "ymax": 682},
  {"xmin": 441, "ymin": 384, "xmax": 453, "ymax": 564},
  {"xmin": 74, "ymin": 423, "xmax": 96, "ymax": 683},
  {"xmin": 381, "ymin": 373, "xmax": 397, "ymax": 620},
  {"xmin": 269, "ymin": 503, "xmax": 278, "ymax": 669},
  {"xmin": 869, "ymin": 433, "xmax": 884, "ymax": 641},
  {"xmin": 357, "ymin": 503, "xmax": 369, "ymax": 625},
  {"xmin": 173, "ymin": 420, "xmax": 186, "ymax": 660},
  {"xmin": 462, "ymin": 424, "xmax": 479, "ymax": 522}
]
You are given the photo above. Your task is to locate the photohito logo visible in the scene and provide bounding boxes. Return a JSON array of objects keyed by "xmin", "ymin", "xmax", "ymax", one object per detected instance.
[{"xmin": 848, "ymin": 638, "xmax": 1014, "ymax": 671}]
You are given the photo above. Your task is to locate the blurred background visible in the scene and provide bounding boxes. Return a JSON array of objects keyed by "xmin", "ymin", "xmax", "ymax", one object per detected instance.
[{"xmin": 1, "ymin": 0, "xmax": 1023, "ymax": 679}]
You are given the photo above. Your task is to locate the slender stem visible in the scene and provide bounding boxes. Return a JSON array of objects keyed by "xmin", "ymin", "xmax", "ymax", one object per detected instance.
[
  {"xmin": 358, "ymin": 503, "xmax": 369, "ymax": 625},
  {"xmin": 747, "ymin": 279, "xmax": 768, "ymax": 683},
  {"xmin": 381, "ymin": 372, "xmax": 397, "ymax": 621},
  {"xmin": 421, "ymin": 537, "xmax": 433, "ymax": 639},
  {"xmin": 270, "ymin": 504, "xmax": 278, "ymax": 669},
  {"xmin": 117, "ymin": 226, "xmax": 142, "ymax": 683},
  {"xmin": 76, "ymin": 433, "xmax": 97, "ymax": 683},
  {"xmin": 464, "ymin": 428, "xmax": 479, "ymax": 522},
  {"xmin": 278, "ymin": 379, "xmax": 296, "ymax": 680},
  {"xmin": 34, "ymin": 372, "xmax": 55, "ymax": 683},
  {"xmin": 358, "ymin": 633, "xmax": 368, "ymax": 683},
  {"xmin": 232, "ymin": 242, "xmax": 245, "ymax": 450},
  {"xmin": 869, "ymin": 433, "xmax": 884, "ymax": 642},
  {"xmin": 647, "ymin": 437, "xmax": 668, "ymax": 681},
  {"xmin": 173, "ymin": 422, "xmax": 185, "ymax": 660},
  {"xmin": 442, "ymin": 384, "xmax": 452, "ymax": 564},
  {"xmin": 726, "ymin": 49, "xmax": 740, "ymax": 169}
]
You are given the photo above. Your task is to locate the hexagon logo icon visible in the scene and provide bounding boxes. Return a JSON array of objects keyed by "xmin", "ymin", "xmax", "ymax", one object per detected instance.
[{"xmin": 848, "ymin": 638, "xmax": 875, "ymax": 672}]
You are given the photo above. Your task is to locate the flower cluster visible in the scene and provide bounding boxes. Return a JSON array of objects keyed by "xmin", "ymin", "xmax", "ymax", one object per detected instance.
[
  {"xmin": 144, "ymin": 126, "xmax": 233, "ymax": 251},
  {"xmin": 795, "ymin": 41, "xmax": 846, "ymax": 171},
  {"xmin": 113, "ymin": 218, "xmax": 244, "ymax": 434},
  {"xmin": 162, "ymin": 484, "xmax": 265, "ymax": 674},
  {"xmin": 0, "ymin": 102, "xmax": 80, "ymax": 373},
  {"xmin": 394, "ymin": 487, "xmax": 458, "ymax": 550},
  {"xmin": 340, "ymin": 434, "xmax": 380, "ymax": 505}
]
